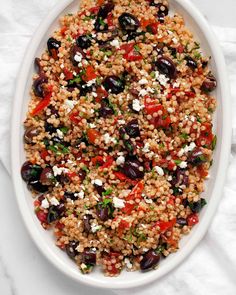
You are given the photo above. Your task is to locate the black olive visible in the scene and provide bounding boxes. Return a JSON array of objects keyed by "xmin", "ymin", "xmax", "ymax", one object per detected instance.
[
  {"xmin": 70, "ymin": 45, "xmax": 86, "ymax": 66},
  {"xmin": 202, "ymin": 60, "xmax": 208, "ymax": 68},
  {"xmin": 94, "ymin": 2, "xmax": 114, "ymax": 32},
  {"xmin": 96, "ymin": 203, "xmax": 109, "ymax": 221},
  {"xmin": 47, "ymin": 37, "xmax": 61, "ymax": 57},
  {"xmin": 78, "ymin": 169, "xmax": 87, "ymax": 181},
  {"xmin": 201, "ymin": 74, "xmax": 217, "ymax": 92},
  {"xmin": 44, "ymin": 122, "xmax": 57, "ymax": 134},
  {"xmin": 65, "ymin": 240, "xmax": 79, "ymax": 259},
  {"xmin": 64, "ymin": 192, "xmax": 78, "ymax": 200},
  {"xmin": 40, "ymin": 167, "xmax": 55, "ymax": 186},
  {"xmin": 154, "ymin": 44, "xmax": 164, "ymax": 56},
  {"xmin": 188, "ymin": 198, "xmax": 207, "ymax": 213},
  {"xmin": 81, "ymin": 248, "xmax": 96, "ymax": 265},
  {"xmin": 188, "ymin": 148, "xmax": 207, "ymax": 166},
  {"xmin": 103, "ymin": 76, "xmax": 125, "ymax": 94},
  {"xmin": 176, "ymin": 218, "xmax": 187, "ymax": 226},
  {"xmin": 185, "ymin": 56, "xmax": 198, "ymax": 70},
  {"xmin": 140, "ymin": 250, "xmax": 161, "ymax": 270},
  {"xmin": 21, "ymin": 161, "xmax": 42, "ymax": 182},
  {"xmin": 122, "ymin": 157, "xmax": 144, "ymax": 179},
  {"xmin": 78, "ymin": 81, "xmax": 93, "ymax": 96},
  {"xmin": 99, "ymin": 99, "xmax": 114, "ymax": 118},
  {"xmin": 33, "ymin": 75, "xmax": 48, "ymax": 98},
  {"xmin": 172, "ymin": 186, "xmax": 183, "ymax": 196},
  {"xmin": 182, "ymin": 198, "xmax": 189, "ymax": 208},
  {"xmin": 94, "ymin": 183, "xmax": 105, "ymax": 196},
  {"xmin": 156, "ymin": 3, "xmax": 169, "ymax": 15},
  {"xmin": 118, "ymin": 13, "xmax": 140, "ymax": 32},
  {"xmin": 124, "ymin": 139, "xmax": 135, "ymax": 155},
  {"xmin": 27, "ymin": 180, "xmax": 49, "ymax": 193},
  {"xmin": 83, "ymin": 214, "xmax": 93, "ymax": 233},
  {"xmin": 126, "ymin": 31, "xmax": 143, "ymax": 41},
  {"xmin": 155, "ymin": 56, "xmax": 177, "ymax": 79},
  {"xmin": 170, "ymin": 168, "xmax": 189, "ymax": 187},
  {"xmin": 24, "ymin": 127, "xmax": 40, "ymax": 144},
  {"xmin": 47, "ymin": 205, "xmax": 64, "ymax": 223},
  {"xmin": 76, "ymin": 34, "xmax": 92, "ymax": 49},
  {"xmin": 34, "ymin": 58, "xmax": 44, "ymax": 75},
  {"xmin": 125, "ymin": 119, "xmax": 140, "ymax": 138}
]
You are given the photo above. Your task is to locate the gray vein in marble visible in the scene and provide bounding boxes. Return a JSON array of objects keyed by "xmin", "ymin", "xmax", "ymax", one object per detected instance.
[{"xmin": 0, "ymin": 251, "xmax": 17, "ymax": 295}]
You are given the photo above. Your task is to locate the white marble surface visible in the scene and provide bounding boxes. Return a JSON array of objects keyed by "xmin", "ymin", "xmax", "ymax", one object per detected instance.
[{"xmin": 0, "ymin": 1, "xmax": 236, "ymax": 294}]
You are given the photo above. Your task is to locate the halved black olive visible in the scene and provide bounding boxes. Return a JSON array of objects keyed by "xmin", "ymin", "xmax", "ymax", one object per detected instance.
[
  {"xmin": 33, "ymin": 75, "xmax": 48, "ymax": 98},
  {"xmin": 44, "ymin": 122, "xmax": 57, "ymax": 134},
  {"xmin": 24, "ymin": 127, "xmax": 40, "ymax": 144},
  {"xmin": 64, "ymin": 192, "xmax": 78, "ymax": 200},
  {"xmin": 34, "ymin": 58, "xmax": 44, "ymax": 75},
  {"xmin": 188, "ymin": 148, "xmax": 207, "ymax": 166},
  {"xmin": 27, "ymin": 180, "xmax": 49, "ymax": 193},
  {"xmin": 94, "ymin": 2, "xmax": 114, "ymax": 32},
  {"xmin": 47, "ymin": 204, "xmax": 65, "ymax": 223},
  {"xmin": 122, "ymin": 157, "xmax": 144, "ymax": 179},
  {"xmin": 65, "ymin": 240, "xmax": 79, "ymax": 259},
  {"xmin": 188, "ymin": 198, "xmax": 207, "ymax": 213},
  {"xmin": 140, "ymin": 250, "xmax": 161, "ymax": 270},
  {"xmin": 99, "ymin": 99, "xmax": 114, "ymax": 118},
  {"xmin": 76, "ymin": 34, "xmax": 92, "ymax": 49},
  {"xmin": 21, "ymin": 161, "xmax": 42, "ymax": 183},
  {"xmin": 125, "ymin": 119, "xmax": 140, "ymax": 138},
  {"xmin": 83, "ymin": 214, "xmax": 93, "ymax": 233},
  {"xmin": 201, "ymin": 74, "xmax": 217, "ymax": 92},
  {"xmin": 155, "ymin": 56, "xmax": 177, "ymax": 79},
  {"xmin": 118, "ymin": 13, "xmax": 140, "ymax": 32},
  {"xmin": 40, "ymin": 167, "xmax": 55, "ymax": 186},
  {"xmin": 81, "ymin": 248, "xmax": 96, "ymax": 265},
  {"xmin": 70, "ymin": 45, "xmax": 86, "ymax": 66},
  {"xmin": 103, "ymin": 76, "xmax": 125, "ymax": 94},
  {"xmin": 185, "ymin": 56, "xmax": 198, "ymax": 70},
  {"xmin": 47, "ymin": 37, "xmax": 61, "ymax": 57}
]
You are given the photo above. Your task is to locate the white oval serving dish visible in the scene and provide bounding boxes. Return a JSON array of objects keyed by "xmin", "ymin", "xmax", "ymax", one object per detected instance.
[{"xmin": 11, "ymin": 0, "xmax": 231, "ymax": 289}]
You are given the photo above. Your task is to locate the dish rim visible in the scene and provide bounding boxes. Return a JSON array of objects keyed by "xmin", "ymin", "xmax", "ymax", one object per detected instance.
[{"xmin": 11, "ymin": 0, "xmax": 231, "ymax": 289}]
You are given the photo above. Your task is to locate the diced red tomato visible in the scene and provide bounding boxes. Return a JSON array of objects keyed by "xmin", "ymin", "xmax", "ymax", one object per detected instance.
[
  {"xmin": 113, "ymin": 171, "xmax": 129, "ymax": 181},
  {"xmin": 100, "ymin": 156, "xmax": 114, "ymax": 169},
  {"xmin": 63, "ymin": 68, "xmax": 73, "ymax": 80},
  {"xmin": 67, "ymin": 171, "xmax": 78, "ymax": 179},
  {"xmin": 196, "ymin": 122, "xmax": 214, "ymax": 148},
  {"xmin": 107, "ymin": 12, "xmax": 113, "ymax": 27},
  {"xmin": 69, "ymin": 111, "xmax": 81, "ymax": 124},
  {"xmin": 95, "ymin": 86, "xmax": 108, "ymax": 102},
  {"xmin": 154, "ymin": 218, "xmax": 176, "ymax": 232},
  {"xmin": 197, "ymin": 165, "xmax": 208, "ymax": 178},
  {"xmin": 187, "ymin": 213, "xmax": 199, "ymax": 226},
  {"xmin": 31, "ymin": 85, "xmax": 53, "ymax": 116},
  {"xmin": 87, "ymin": 128, "xmax": 100, "ymax": 144},
  {"xmin": 60, "ymin": 26, "xmax": 67, "ymax": 36},
  {"xmin": 40, "ymin": 149, "xmax": 50, "ymax": 161},
  {"xmin": 146, "ymin": 22, "xmax": 159, "ymax": 34},
  {"xmin": 34, "ymin": 200, "xmax": 41, "ymax": 207},
  {"xmin": 177, "ymin": 44, "xmax": 184, "ymax": 53},
  {"xmin": 120, "ymin": 42, "xmax": 143, "ymax": 61},
  {"xmin": 36, "ymin": 210, "xmax": 47, "ymax": 223},
  {"xmin": 144, "ymin": 97, "xmax": 163, "ymax": 115},
  {"xmin": 96, "ymin": 0, "xmax": 104, "ymax": 7},
  {"xmin": 81, "ymin": 65, "xmax": 97, "ymax": 82},
  {"xmin": 140, "ymin": 18, "xmax": 152, "ymax": 28},
  {"xmin": 122, "ymin": 181, "xmax": 144, "ymax": 214},
  {"xmin": 185, "ymin": 91, "xmax": 196, "ymax": 98},
  {"xmin": 118, "ymin": 219, "xmax": 130, "ymax": 234},
  {"xmin": 91, "ymin": 156, "xmax": 104, "ymax": 166}
]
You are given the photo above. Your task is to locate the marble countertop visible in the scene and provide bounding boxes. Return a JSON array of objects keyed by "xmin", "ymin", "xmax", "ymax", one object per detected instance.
[{"xmin": 0, "ymin": 1, "xmax": 235, "ymax": 294}]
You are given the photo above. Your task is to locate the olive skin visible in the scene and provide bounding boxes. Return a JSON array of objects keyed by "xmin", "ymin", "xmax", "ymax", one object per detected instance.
[
  {"xmin": 44, "ymin": 122, "xmax": 57, "ymax": 134},
  {"xmin": 176, "ymin": 218, "xmax": 187, "ymax": 226},
  {"xmin": 47, "ymin": 37, "xmax": 61, "ymax": 57},
  {"xmin": 27, "ymin": 180, "xmax": 49, "ymax": 193},
  {"xmin": 99, "ymin": 99, "xmax": 114, "ymax": 118},
  {"xmin": 94, "ymin": 2, "xmax": 114, "ymax": 32},
  {"xmin": 83, "ymin": 214, "xmax": 93, "ymax": 233},
  {"xmin": 188, "ymin": 148, "xmax": 207, "ymax": 166},
  {"xmin": 118, "ymin": 13, "xmax": 140, "ymax": 32},
  {"xmin": 96, "ymin": 204, "xmax": 109, "ymax": 221},
  {"xmin": 76, "ymin": 34, "xmax": 92, "ymax": 49},
  {"xmin": 70, "ymin": 45, "xmax": 86, "ymax": 66},
  {"xmin": 34, "ymin": 58, "xmax": 44, "ymax": 75},
  {"xmin": 24, "ymin": 127, "xmax": 40, "ymax": 144},
  {"xmin": 33, "ymin": 75, "xmax": 48, "ymax": 98},
  {"xmin": 125, "ymin": 119, "xmax": 140, "ymax": 138},
  {"xmin": 81, "ymin": 249, "xmax": 96, "ymax": 265},
  {"xmin": 103, "ymin": 76, "xmax": 125, "ymax": 94},
  {"xmin": 21, "ymin": 161, "xmax": 42, "ymax": 183},
  {"xmin": 188, "ymin": 198, "xmax": 207, "ymax": 213},
  {"xmin": 155, "ymin": 56, "xmax": 177, "ymax": 79},
  {"xmin": 122, "ymin": 158, "xmax": 144, "ymax": 179},
  {"xmin": 65, "ymin": 241, "xmax": 79, "ymax": 259},
  {"xmin": 78, "ymin": 169, "xmax": 86, "ymax": 181},
  {"xmin": 94, "ymin": 183, "xmax": 105, "ymax": 196},
  {"xmin": 47, "ymin": 204, "xmax": 65, "ymax": 223},
  {"xmin": 64, "ymin": 192, "xmax": 78, "ymax": 200},
  {"xmin": 140, "ymin": 250, "xmax": 161, "ymax": 270},
  {"xmin": 201, "ymin": 74, "xmax": 217, "ymax": 92},
  {"xmin": 185, "ymin": 56, "xmax": 198, "ymax": 70},
  {"xmin": 40, "ymin": 167, "xmax": 55, "ymax": 186}
]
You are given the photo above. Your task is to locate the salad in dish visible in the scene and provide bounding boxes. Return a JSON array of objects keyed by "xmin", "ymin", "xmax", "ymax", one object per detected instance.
[{"xmin": 21, "ymin": 0, "xmax": 217, "ymax": 276}]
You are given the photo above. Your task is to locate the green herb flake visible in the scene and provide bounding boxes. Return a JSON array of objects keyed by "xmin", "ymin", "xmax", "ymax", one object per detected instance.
[
  {"xmin": 212, "ymin": 135, "xmax": 217, "ymax": 150},
  {"xmin": 102, "ymin": 188, "xmax": 113, "ymax": 196},
  {"xmin": 174, "ymin": 159, "xmax": 182, "ymax": 165},
  {"xmin": 134, "ymin": 45, "xmax": 140, "ymax": 52},
  {"xmin": 60, "ymin": 126, "xmax": 69, "ymax": 134},
  {"xmin": 180, "ymin": 133, "xmax": 189, "ymax": 140},
  {"xmin": 150, "ymin": 71, "xmax": 156, "ymax": 79},
  {"xmin": 67, "ymin": 36, "xmax": 72, "ymax": 42},
  {"xmin": 48, "ymin": 143, "xmax": 69, "ymax": 155},
  {"xmin": 98, "ymin": 17, "xmax": 106, "ymax": 26}
]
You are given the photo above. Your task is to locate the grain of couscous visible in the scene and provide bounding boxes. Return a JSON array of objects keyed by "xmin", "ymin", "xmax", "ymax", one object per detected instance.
[{"xmin": 21, "ymin": 0, "xmax": 217, "ymax": 276}]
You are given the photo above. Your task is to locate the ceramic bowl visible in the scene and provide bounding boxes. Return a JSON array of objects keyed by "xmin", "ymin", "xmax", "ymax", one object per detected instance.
[{"xmin": 11, "ymin": 0, "xmax": 231, "ymax": 289}]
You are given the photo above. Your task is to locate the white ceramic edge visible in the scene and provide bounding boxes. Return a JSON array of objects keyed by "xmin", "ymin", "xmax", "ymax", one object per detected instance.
[{"xmin": 11, "ymin": 0, "xmax": 231, "ymax": 290}]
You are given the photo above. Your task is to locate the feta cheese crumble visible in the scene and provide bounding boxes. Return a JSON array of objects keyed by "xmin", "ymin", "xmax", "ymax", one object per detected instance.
[
  {"xmin": 139, "ymin": 89, "xmax": 148, "ymax": 96},
  {"xmin": 113, "ymin": 197, "xmax": 125, "ymax": 208},
  {"xmin": 132, "ymin": 99, "xmax": 144, "ymax": 112},
  {"xmin": 138, "ymin": 78, "xmax": 148, "ymax": 85},
  {"xmin": 52, "ymin": 166, "xmax": 68, "ymax": 176},
  {"xmin": 116, "ymin": 155, "xmax": 125, "ymax": 166},
  {"xmin": 178, "ymin": 161, "xmax": 188, "ymax": 169},
  {"xmin": 41, "ymin": 198, "xmax": 49, "ymax": 209},
  {"xmin": 110, "ymin": 39, "xmax": 120, "ymax": 48},
  {"xmin": 103, "ymin": 133, "xmax": 117, "ymax": 144},
  {"xmin": 154, "ymin": 165, "xmax": 164, "ymax": 176},
  {"xmin": 154, "ymin": 71, "xmax": 169, "ymax": 86},
  {"xmin": 56, "ymin": 129, "xmax": 64, "ymax": 139},
  {"xmin": 74, "ymin": 52, "xmax": 83, "ymax": 62},
  {"xmin": 91, "ymin": 223, "xmax": 102, "ymax": 233},
  {"xmin": 92, "ymin": 179, "xmax": 103, "ymax": 186},
  {"xmin": 50, "ymin": 197, "xmax": 60, "ymax": 206},
  {"xmin": 124, "ymin": 258, "xmax": 133, "ymax": 269}
]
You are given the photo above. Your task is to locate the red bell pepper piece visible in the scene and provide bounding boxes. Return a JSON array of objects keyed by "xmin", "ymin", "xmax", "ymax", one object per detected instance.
[
  {"xmin": 113, "ymin": 171, "xmax": 129, "ymax": 181},
  {"xmin": 154, "ymin": 218, "xmax": 176, "ymax": 232},
  {"xmin": 82, "ymin": 65, "xmax": 97, "ymax": 82},
  {"xmin": 87, "ymin": 128, "xmax": 101, "ymax": 144},
  {"xmin": 107, "ymin": 12, "xmax": 113, "ymax": 27},
  {"xmin": 196, "ymin": 122, "xmax": 214, "ymax": 148},
  {"xmin": 63, "ymin": 68, "xmax": 73, "ymax": 80},
  {"xmin": 69, "ymin": 111, "xmax": 81, "ymax": 124},
  {"xmin": 100, "ymin": 156, "xmax": 113, "ymax": 169},
  {"xmin": 31, "ymin": 85, "xmax": 53, "ymax": 116},
  {"xmin": 122, "ymin": 181, "xmax": 144, "ymax": 214}
]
